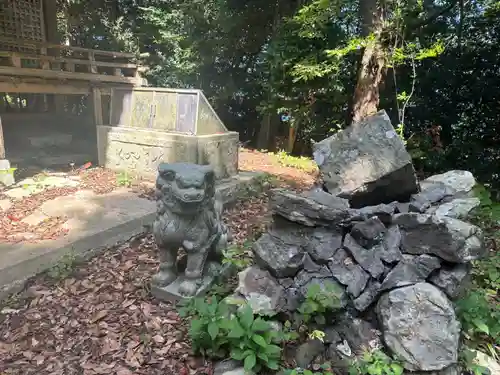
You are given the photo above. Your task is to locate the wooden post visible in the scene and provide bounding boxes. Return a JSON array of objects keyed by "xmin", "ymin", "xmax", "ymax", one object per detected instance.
[
  {"xmin": 9, "ymin": 53, "xmax": 21, "ymax": 68},
  {"xmin": 92, "ymin": 87, "xmax": 103, "ymax": 125},
  {"xmin": 0, "ymin": 116, "xmax": 5, "ymax": 159},
  {"xmin": 89, "ymin": 52, "xmax": 98, "ymax": 74}
]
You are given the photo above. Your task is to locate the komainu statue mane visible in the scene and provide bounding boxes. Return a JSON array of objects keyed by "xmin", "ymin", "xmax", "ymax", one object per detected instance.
[{"xmin": 151, "ymin": 163, "xmax": 231, "ymax": 299}]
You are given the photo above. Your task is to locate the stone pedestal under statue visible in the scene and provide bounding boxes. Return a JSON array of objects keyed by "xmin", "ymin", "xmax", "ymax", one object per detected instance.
[{"xmin": 150, "ymin": 162, "xmax": 232, "ymax": 302}]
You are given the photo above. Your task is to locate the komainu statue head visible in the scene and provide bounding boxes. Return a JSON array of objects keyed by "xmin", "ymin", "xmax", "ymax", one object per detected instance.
[{"xmin": 155, "ymin": 163, "xmax": 216, "ymax": 214}]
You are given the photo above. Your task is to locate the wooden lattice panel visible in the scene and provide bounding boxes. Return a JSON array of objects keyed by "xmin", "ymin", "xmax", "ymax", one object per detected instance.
[{"xmin": 0, "ymin": 0, "xmax": 44, "ymax": 53}]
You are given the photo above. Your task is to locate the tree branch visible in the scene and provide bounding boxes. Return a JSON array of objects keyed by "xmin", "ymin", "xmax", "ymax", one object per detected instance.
[{"xmin": 407, "ymin": 0, "xmax": 460, "ymax": 32}]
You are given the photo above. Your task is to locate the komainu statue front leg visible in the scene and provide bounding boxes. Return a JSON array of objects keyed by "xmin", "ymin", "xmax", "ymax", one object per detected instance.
[
  {"xmin": 178, "ymin": 243, "xmax": 210, "ymax": 297},
  {"xmin": 152, "ymin": 245, "xmax": 178, "ymax": 287}
]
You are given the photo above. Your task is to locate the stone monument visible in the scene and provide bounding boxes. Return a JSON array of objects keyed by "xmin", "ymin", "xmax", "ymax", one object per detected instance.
[{"xmin": 151, "ymin": 162, "xmax": 232, "ymax": 301}]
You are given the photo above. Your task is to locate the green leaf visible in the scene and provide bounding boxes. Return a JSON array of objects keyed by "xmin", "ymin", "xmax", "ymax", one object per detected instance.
[
  {"xmin": 472, "ymin": 319, "xmax": 490, "ymax": 334},
  {"xmin": 252, "ymin": 317, "xmax": 270, "ymax": 332},
  {"xmin": 266, "ymin": 359, "xmax": 279, "ymax": 370},
  {"xmin": 217, "ymin": 301, "xmax": 229, "ymax": 316},
  {"xmin": 228, "ymin": 319, "xmax": 245, "ymax": 338},
  {"xmin": 191, "ymin": 319, "xmax": 205, "ymax": 333},
  {"xmin": 252, "ymin": 334, "xmax": 268, "ymax": 347},
  {"xmin": 244, "ymin": 353, "xmax": 257, "ymax": 371},
  {"xmin": 257, "ymin": 352, "xmax": 269, "ymax": 362},
  {"xmin": 194, "ymin": 298, "xmax": 209, "ymax": 315},
  {"xmin": 231, "ymin": 348, "xmax": 246, "ymax": 360},
  {"xmin": 239, "ymin": 305, "xmax": 254, "ymax": 329},
  {"xmin": 265, "ymin": 344, "xmax": 282, "ymax": 355},
  {"xmin": 208, "ymin": 322, "xmax": 219, "ymax": 340},
  {"xmin": 391, "ymin": 363, "xmax": 404, "ymax": 375},
  {"xmin": 315, "ymin": 314, "xmax": 326, "ymax": 325}
]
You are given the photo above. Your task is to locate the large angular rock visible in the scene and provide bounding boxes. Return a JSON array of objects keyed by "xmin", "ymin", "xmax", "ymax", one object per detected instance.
[
  {"xmin": 343, "ymin": 234, "xmax": 385, "ymax": 278},
  {"xmin": 333, "ymin": 315, "xmax": 383, "ymax": 354},
  {"xmin": 409, "ymin": 182, "xmax": 455, "ymax": 213},
  {"xmin": 433, "ymin": 198, "xmax": 480, "ymax": 219},
  {"xmin": 295, "ymin": 339, "xmax": 325, "ymax": 368},
  {"xmin": 377, "ymin": 225, "xmax": 403, "ymax": 263},
  {"xmin": 305, "ymin": 227, "xmax": 344, "ymax": 263},
  {"xmin": 350, "ymin": 216, "xmax": 387, "ymax": 248},
  {"xmin": 353, "ymin": 279, "xmax": 382, "ymax": 312},
  {"xmin": 421, "ymin": 170, "xmax": 476, "ymax": 195},
  {"xmin": 429, "ymin": 263, "xmax": 472, "ymax": 299},
  {"xmin": 377, "ymin": 283, "xmax": 460, "ymax": 371},
  {"xmin": 270, "ymin": 188, "xmax": 350, "ymax": 226},
  {"xmin": 328, "ymin": 248, "xmax": 369, "ymax": 298},
  {"xmin": 312, "ymin": 110, "xmax": 419, "ymax": 208},
  {"xmin": 347, "ymin": 202, "xmax": 397, "ymax": 226},
  {"xmin": 393, "ymin": 213, "xmax": 485, "ymax": 263},
  {"xmin": 379, "ymin": 254, "xmax": 441, "ymax": 292},
  {"xmin": 253, "ymin": 223, "xmax": 309, "ymax": 277},
  {"xmin": 235, "ymin": 266, "xmax": 285, "ymax": 315}
]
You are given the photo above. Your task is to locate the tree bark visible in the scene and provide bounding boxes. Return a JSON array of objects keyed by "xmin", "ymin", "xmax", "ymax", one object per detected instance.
[{"xmin": 350, "ymin": 0, "xmax": 385, "ymax": 124}]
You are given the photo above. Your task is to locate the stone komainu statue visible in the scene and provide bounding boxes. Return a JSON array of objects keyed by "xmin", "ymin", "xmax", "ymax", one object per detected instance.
[{"xmin": 152, "ymin": 163, "xmax": 231, "ymax": 297}]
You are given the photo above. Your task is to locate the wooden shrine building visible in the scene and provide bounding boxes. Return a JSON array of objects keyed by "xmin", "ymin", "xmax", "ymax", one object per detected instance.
[{"xmin": 0, "ymin": 0, "xmax": 143, "ymax": 171}]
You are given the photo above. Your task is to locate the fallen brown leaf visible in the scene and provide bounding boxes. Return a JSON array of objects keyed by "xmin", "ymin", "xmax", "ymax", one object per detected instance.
[{"xmin": 90, "ymin": 309, "xmax": 109, "ymax": 323}]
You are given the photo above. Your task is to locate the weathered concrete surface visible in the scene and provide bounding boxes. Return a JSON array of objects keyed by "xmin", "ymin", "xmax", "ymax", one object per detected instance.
[
  {"xmin": 0, "ymin": 171, "xmax": 263, "ymax": 300},
  {"xmin": 97, "ymin": 126, "xmax": 239, "ymax": 180}
]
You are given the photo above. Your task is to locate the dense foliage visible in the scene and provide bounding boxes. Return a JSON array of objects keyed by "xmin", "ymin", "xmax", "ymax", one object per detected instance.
[{"xmin": 58, "ymin": 0, "xmax": 500, "ymax": 188}]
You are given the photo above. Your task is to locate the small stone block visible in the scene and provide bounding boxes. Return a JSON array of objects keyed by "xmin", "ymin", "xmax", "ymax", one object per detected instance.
[
  {"xmin": 0, "ymin": 159, "xmax": 10, "ymax": 169},
  {"xmin": 0, "ymin": 160, "xmax": 15, "ymax": 187}
]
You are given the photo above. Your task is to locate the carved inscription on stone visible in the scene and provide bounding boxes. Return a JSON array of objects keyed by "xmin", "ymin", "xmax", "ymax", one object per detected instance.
[{"xmin": 107, "ymin": 141, "xmax": 189, "ymax": 173}]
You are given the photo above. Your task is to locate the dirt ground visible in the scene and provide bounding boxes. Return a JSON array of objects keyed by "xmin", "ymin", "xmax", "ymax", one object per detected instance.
[{"xmin": 0, "ymin": 149, "xmax": 317, "ymax": 375}]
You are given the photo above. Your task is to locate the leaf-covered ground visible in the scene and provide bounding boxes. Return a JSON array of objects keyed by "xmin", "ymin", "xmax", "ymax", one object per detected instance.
[
  {"xmin": 0, "ymin": 149, "xmax": 317, "ymax": 243},
  {"xmin": 0, "ymin": 149, "xmax": 316, "ymax": 375}
]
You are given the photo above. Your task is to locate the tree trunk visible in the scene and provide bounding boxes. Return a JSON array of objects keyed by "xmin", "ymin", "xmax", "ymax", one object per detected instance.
[
  {"xmin": 351, "ymin": 0, "xmax": 385, "ymax": 124},
  {"xmin": 256, "ymin": 113, "xmax": 272, "ymax": 150}
]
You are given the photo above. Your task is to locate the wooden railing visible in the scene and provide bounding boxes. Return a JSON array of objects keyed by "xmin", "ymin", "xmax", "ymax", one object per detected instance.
[{"xmin": 0, "ymin": 36, "xmax": 141, "ymax": 85}]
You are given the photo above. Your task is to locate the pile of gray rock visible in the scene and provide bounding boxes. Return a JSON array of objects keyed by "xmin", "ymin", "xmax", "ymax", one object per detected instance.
[{"xmin": 231, "ymin": 111, "xmax": 485, "ymax": 374}]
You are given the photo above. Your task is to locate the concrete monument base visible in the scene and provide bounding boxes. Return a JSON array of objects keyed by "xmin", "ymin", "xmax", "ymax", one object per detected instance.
[{"xmin": 97, "ymin": 125, "xmax": 239, "ymax": 180}]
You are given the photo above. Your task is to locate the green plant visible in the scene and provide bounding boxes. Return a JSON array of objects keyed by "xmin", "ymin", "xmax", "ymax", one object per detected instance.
[
  {"xmin": 225, "ymin": 304, "xmax": 283, "ymax": 372},
  {"xmin": 297, "ymin": 281, "xmax": 343, "ymax": 325},
  {"xmin": 179, "ymin": 298, "xmax": 283, "ymax": 372},
  {"xmin": 282, "ymin": 320, "xmax": 300, "ymax": 342},
  {"xmin": 284, "ymin": 363, "xmax": 334, "ymax": 375},
  {"xmin": 222, "ymin": 241, "xmax": 254, "ymax": 270},
  {"xmin": 308, "ymin": 329, "xmax": 326, "ymax": 342},
  {"xmin": 272, "ymin": 150, "xmax": 317, "ymax": 173},
  {"xmin": 472, "ymin": 252, "xmax": 500, "ymax": 296},
  {"xmin": 116, "ymin": 171, "xmax": 133, "ymax": 187},
  {"xmin": 460, "ymin": 347, "xmax": 490, "ymax": 375},
  {"xmin": 178, "ymin": 296, "xmax": 230, "ymax": 357},
  {"xmin": 47, "ymin": 252, "xmax": 77, "ymax": 280},
  {"xmin": 456, "ymin": 291, "xmax": 500, "ymax": 347},
  {"xmin": 459, "ymin": 183, "xmax": 500, "ymax": 358},
  {"xmin": 348, "ymin": 350, "xmax": 404, "ymax": 375},
  {"xmin": 0, "ymin": 167, "xmax": 17, "ymax": 176}
]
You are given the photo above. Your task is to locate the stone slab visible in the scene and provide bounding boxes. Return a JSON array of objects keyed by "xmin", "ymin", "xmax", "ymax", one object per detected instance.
[
  {"xmin": 0, "ymin": 171, "xmax": 263, "ymax": 301},
  {"xmin": 97, "ymin": 125, "xmax": 239, "ymax": 180}
]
